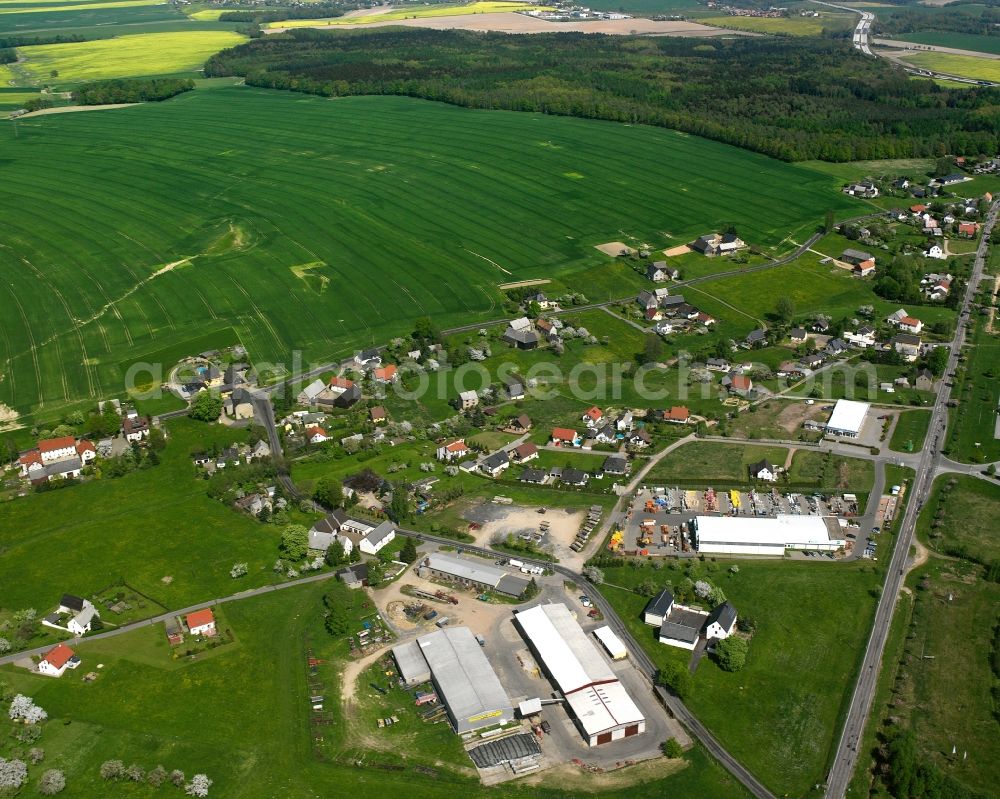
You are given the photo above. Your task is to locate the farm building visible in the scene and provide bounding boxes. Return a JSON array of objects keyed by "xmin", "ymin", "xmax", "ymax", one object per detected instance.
[
  {"xmin": 514, "ymin": 603, "xmax": 645, "ymax": 746},
  {"xmin": 593, "ymin": 626, "xmax": 628, "ymax": 660},
  {"xmin": 418, "ymin": 552, "xmax": 530, "ymax": 598},
  {"xmin": 692, "ymin": 515, "xmax": 846, "ymax": 556},
  {"xmin": 393, "ymin": 627, "xmax": 514, "ymax": 733},
  {"xmin": 825, "ymin": 399, "xmax": 870, "ymax": 438},
  {"xmin": 359, "ymin": 521, "xmax": 396, "ymax": 555}
]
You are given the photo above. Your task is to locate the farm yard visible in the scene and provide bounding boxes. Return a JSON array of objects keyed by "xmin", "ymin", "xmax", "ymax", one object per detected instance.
[{"xmin": 0, "ymin": 83, "xmax": 855, "ymax": 418}]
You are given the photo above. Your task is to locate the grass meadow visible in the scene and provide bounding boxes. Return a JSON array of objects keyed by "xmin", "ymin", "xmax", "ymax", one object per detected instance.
[
  {"xmin": 0, "ymin": 85, "xmax": 855, "ymax": 419},
  {"xmin": 0, "ymin": 418, "xmax": 287, "ymax": 616},
  {"xmin": 600, "ymin": 558, "xmax": 883, "ymax": 797},
  {"xmin": 888, "ymin": 409, "xmax": 931, "ymax": 452},
  {"xmin": 945, "ymin": 317, "xmax": 1000, "ymax": 462},
  {"xmin": 919, "ymin": 473, "xmax": 1000, "ymax": 565}
]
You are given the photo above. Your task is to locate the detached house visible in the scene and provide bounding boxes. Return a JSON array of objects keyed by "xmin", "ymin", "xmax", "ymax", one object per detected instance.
[
  {"xmin": 373, "ymin": 365, "xmax": 398, "ymax": 384},
  {"xmin": 844, "ymin": 181, "xmax": 878, "ymax": 198},
  {"xmin": 582, "ymin": 406, "xmax": 604, "ymax": 426},
  {"xmin": 749, "ymin": 459, "xmax": 779, "ymax": 482},
  {"xmin": 480, "ymin": 450, "xmax": 511, "ymax": 478},
  {"xmin": 306, "ymin": 426, "xmax": 329, "ymax": 444},
  {"xmin": 354, "ymin": 349, "xmax": 381, "ymax": 369},
  {"xmin": 744, "ymin": 329, "xmax": 767, "ymax": 348},
  {"xmin": 458, "ymin": 390, "xmax": 479, "ymax": 410},
  {"xmin": 958, "ymin": 221, "xmax": 979, "ymax": 238},
  {"xmin": 512, "ymin": 442, "xmax": 539, "ymax": 464},
  {"xmin": 186, "ymin": 608, "xmax": 217, "ymax": 637},
  {"xmin": 38, "ymin": 644, "xmax": 80, "ymax": 678},
  {"xmin": 436, "ymin": 439, "xmax": 470, "ymax": 462},
  {"xmin": 550, "ymin": 428, "xmax": 581, "ymax": 447},
  {"xmin": 898, "ymin": 315, "xmax": 923, "ymax": 334},
  {"xmin": 503, "ymin": 327, "xmax": 540, "ymax": 350},
  {"xmin": 507, "ymin": 414, "xmax": 533, "ymax": 434},
  {"xmin": 359, "ymin": 521, "xmax": 396, "ymax": 555},
  {"xmin": 723, "ymin": 373, "xmax": 753, "ymax": 396},
  {"xmin": 663, "ymin": 406, "xmax": 690, "ymax": 424},
  {"xmin": 924, "ymin": 243, "xmax": 946, "ymax": 260},
  {"xmin": 122, "ymin": 414, "xmax": 150, "ymax": 441},
  {"xmin": 892, "ymin": 334, "xmax": 922, "ymax": 362},
  {"xmin": 646, "ymin": 262, "xmax": 670, "ymax": 282}
]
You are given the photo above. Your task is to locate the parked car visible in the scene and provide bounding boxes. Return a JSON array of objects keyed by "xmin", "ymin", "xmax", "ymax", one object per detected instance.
[{"xmin": 580, "ymin": 595, "xmax": 592, "ymax": 608}]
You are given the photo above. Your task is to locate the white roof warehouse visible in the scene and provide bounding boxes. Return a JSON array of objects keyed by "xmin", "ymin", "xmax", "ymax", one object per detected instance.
[
  {"xmin": 515, "ymin": 603, "xmax": 645, "ymax": 746},
  {"xmin": 392, "ymin": 627, "xmax": 513, "ymax": 734},
  {"xmin": 825, "ymin": 399, "xmax": 870, "ymax": 438},
  {"xmin": 419, "ymin": 552, "xmax": 530, "ymax": 598},
  {"xmin": 693, "ymin": 514, "xmax": 846, "ymax": 556}
]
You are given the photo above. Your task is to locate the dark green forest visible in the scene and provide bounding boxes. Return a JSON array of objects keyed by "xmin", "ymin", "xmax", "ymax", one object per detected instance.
[
  {"xmin": 205, "ymin": 29, "xmax": 1000, "ymax": 162},
  {"xmin": 73, "ymin": 77, "xmax": 195, "ymax": 105}
]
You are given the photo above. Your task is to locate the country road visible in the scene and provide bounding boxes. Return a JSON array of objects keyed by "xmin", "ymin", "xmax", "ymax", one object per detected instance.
[{"xmin": 823, "ymin": 199, "xmax": 999, "ymax": 798}]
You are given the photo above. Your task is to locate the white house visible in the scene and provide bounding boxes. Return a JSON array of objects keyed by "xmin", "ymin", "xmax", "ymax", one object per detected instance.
[
  {"xmin": 186, "ymin": 608, "xmax": 217, "ymax": 637},
  {"xmin": 643, "ymin": 589, "xmax": 675, "ymax": 627},
  {"xmin": 436, "ymin": 439, "xmax": 470, "ymax": 462},
  {"xmin": 749, "ymin": 459, "xmax": 779, "ymax": 482},
  {"xmin": 704, "ymin": 602, "xmax": 737, "ymax": 640},
  {"xmin": 459, "ymin": 390, "xmax": 479, "ymax": 410},
  {"xmin": 306, "ymin": 426, "xmax": 329, "ymax": 444},
  {"xmin": 360, "ymin": 521, "xmax": 396, "ymax": 555},
  {"xmin": 122, "ymin": 414, "xmax": 150, "ymax": 442},
  {"xmin": 898, "ymin": 315, "xmax": 924, "ymax": 334},
  {"xmin": 480, "ymin": 450, "xmax": 511, "ymax": 478},
  {"xmin": 924, "ymin": 243, "xmax": 946, "ymax": 260},
  {"xmin": 67, "ymin": 605, "xmax": 98, "ymax": 636},
  {"xmin": 38, "ymin": 643, "xmax": 80, "ymax": 678}
]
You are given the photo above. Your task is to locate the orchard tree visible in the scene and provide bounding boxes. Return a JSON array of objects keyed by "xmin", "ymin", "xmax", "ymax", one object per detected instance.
[
  {"xmin": 0, "ymin": 758, "xmax": 27, "ymax": 790},
  {"xmin": 583, "ymin": 565, "xmax": 604, "ymax": 585},
  {"xmin": 185, "ymin": 773, "xmax": 213, "ymax": 797},
  {"xmin": 100, "ymin": 760, "xmax": 126, "ymax": 781},
  {"xmin": 38, "ymin": 768, "xmax": 66, "ymax": 795},
  {"xmin": 8, "ymin": 694, "xmax": 47, "ymax": 723}
]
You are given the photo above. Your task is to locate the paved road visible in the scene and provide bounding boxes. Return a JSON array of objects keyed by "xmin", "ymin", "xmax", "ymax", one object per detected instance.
[{"xmin": 824, "ymin": 200, "xmax": 998, "ymax": 799}]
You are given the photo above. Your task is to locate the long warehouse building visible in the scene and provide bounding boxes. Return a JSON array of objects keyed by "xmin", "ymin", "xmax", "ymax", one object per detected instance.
[
  {"xmin": 392, "ymin": 627, "xmax": 514, "ymax": 734},
  {"xmin": 515, "ymin": 603, "xmax": 645, "ymax": 746},
  {"xmin": 693, "ymin": 514, "xmax": 846, "ymax": 556}
]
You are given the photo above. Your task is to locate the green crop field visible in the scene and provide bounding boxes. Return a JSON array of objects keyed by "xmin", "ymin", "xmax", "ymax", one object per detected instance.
[
  {"xmin": 0, "ymin": 84, "xmax": 855, "ymax": 419},
  {"xmin": 903, "ymin": 51, "xmax": 1000, "ymax": 82},
  {"xmin": 0, "ymin": 0, "xmax": 184, "ymax": 34},
  {"xmin": 600, "ymin": 559, "xmax": 882, "ymax": 797},
  {"xmin": 896, "ymin": 31, "xmax": 1000, "ymax": 56},
  {"xmin": 12, "ymin": 30, "xmax": 245, "ymax": 85}
]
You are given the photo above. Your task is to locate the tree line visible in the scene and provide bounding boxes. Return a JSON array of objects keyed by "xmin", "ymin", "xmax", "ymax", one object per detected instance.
[
  {"xmin": 204, "ymin": 29, "xmax": 1000, "ymax": 162},
  {"xmin": 72, "ymin": 77, "xmax": 195, "ymax": 106}
]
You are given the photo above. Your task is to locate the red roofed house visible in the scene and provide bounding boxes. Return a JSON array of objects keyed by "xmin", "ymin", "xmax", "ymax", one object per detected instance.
[
  {"xmin": 513, "ymin": 442, "xmax": 539, "ymax": 463},
  {"xmin": 663, "ymin": 406, "xmax": 690, "ymax": 424},
  {"xmin": 38, "ymin": 436, "xmax": 77, "ymax": 464},
  {"xmin": 696, "ymin": 312, "xmax": 716, "ymax": 326},
  {"xmin": 186, "ymin": 608, "xmax": 217, "ymax": 637},
  {"xmin": 551, "ymin": 428, "xmax": 581, "ymax": 447},
  {"xmin": 899, "ymin": 316, "xmax": 923, "ymax": 334},
  {"xmin": 724, "ymin": 374, "xmax": 753, "ymax": 396},
  {"xmin": 122, "ymin": 414, "xmax": 150, "ymax": 442},
  {"xmin": 373, "ymin": 365, "xmax": 398, "ymax": 384},
  {"xmin": 38, "ymin": 643, "xmax": 80, "ymax": 677},
  {"xmin": 329, "ymin": 375, "xmax": 354, "ymax": 390},
  {"xmin": 958, "ymin": 221, "xmax": 979, "ymax": 238},
  {"xmin": 582, "ymin": 406, "xmax": 604, "ymax": 426},
  {"xmin": 436, "ymin": 439, "xmax": 470, "ymax": 462},
  {"xmin": 76, "ymin": 439, "xmax": 96, "ymax": 462},
  {"xmin": 306, "ymin": 426, "xmax": 329, "ymax": 444},
  {"xmin": 910, "ymin": 204, "xmax": 927, "ymax": 214}
]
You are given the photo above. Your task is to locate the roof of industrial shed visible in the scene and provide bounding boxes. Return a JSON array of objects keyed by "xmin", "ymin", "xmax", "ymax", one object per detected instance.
[
  {"xmin": 392, "ymin": 639, "xmax": 431, "ymax": 685},
  {"xmin": 593, "ymin": 626, "xmax": 627, "ymax": 658},
  {"xmin": 695, "ymin": 515, "xmax": 843, "ymax": 547},
  {"xmin": 826, "ymin": 399, "xmax": 870, "ymax": 435},
  {"xmin": 424, "ymin": 552, "xmax": 508, "ymax": 589},
  {"xmin": 417, "ymin": 627, "xmax": 511, "ymax": 724},
  {"xmin": 515, "ymin": 603, "xmax": 613, "ymax": 694}
]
